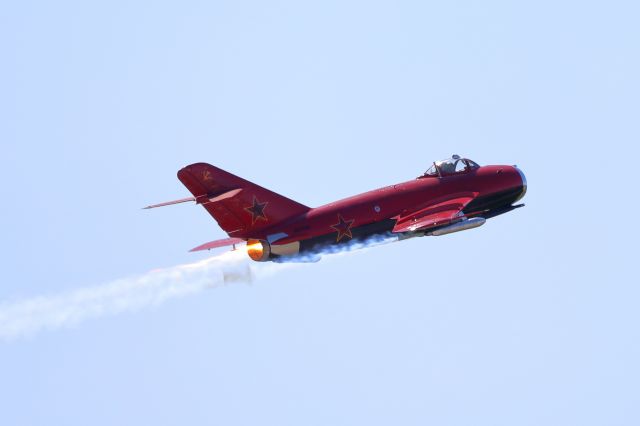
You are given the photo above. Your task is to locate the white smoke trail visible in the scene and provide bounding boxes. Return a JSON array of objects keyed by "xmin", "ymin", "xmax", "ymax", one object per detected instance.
[
  {"xmin": 280, "ymin": 232, "xmax": 400, "ymax": 263},
  {"xmin": 0, "ymin": 233, "xmax": 400, "ymax": 341},
  {"xmin": 0, "ymin": 251, "xmax": 257, "ymax": 341}
]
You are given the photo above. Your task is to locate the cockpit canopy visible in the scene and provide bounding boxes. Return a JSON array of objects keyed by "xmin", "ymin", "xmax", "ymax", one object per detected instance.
[{"xmin": 420, "ymin": 155, "xmax": 480, "ymax": 178}]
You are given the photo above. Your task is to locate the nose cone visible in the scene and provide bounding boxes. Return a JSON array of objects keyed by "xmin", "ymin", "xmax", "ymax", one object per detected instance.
[{"xmin": 514, "ymin": 167, "xmax": 527, "ymax": 202}]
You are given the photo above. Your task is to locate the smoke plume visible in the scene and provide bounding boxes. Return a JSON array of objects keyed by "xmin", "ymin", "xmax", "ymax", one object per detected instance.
[
  {"xmin": 0, "ymin": 233, "xmax": 398, "ymax": 341},
  {"xmin": 0, "ymin": 251, "xmax": 257, "ymax": 341}
]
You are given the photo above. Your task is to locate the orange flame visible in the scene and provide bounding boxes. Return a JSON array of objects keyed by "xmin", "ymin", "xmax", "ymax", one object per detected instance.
[{"xmin": 246, "ymin": 239, "xmax": 264, "ymax": 261}]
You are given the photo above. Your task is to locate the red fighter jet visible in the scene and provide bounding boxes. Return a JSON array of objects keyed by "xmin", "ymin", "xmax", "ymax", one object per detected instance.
[{"xmin": 146, "ymin": 155, "xmax": 527, "ymax": 262}]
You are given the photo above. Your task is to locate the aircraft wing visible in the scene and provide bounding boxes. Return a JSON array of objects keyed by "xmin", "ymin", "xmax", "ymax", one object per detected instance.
[{"xmin": 392, "ymin": 195, "xmax": 476, "ymax": 233}]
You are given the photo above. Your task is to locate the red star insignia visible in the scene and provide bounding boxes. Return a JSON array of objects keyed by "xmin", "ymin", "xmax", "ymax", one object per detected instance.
[
  {"xmin": 331, "ymin": 214, "xmax": 355, "ymax": 242},
  {"xmin": 244, "ymin": 196, "xmax": 268, "ymax": 225}
]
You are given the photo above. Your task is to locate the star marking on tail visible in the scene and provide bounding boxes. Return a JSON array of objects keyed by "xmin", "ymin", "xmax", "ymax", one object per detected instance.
[
  {"xmin": 331, "ymin": 214, "xmax": 355, "ymax": 242},
  {"xmin": 245, "ymin": 196, "xmax": 268, "ymax": 225},
  {"xmin": 202, "ymin": 170, "xmax": 213, "ymax": 182}
]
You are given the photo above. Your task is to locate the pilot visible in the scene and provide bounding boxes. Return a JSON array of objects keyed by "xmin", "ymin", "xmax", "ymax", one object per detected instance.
[{"xmin": 438, "ymin": 161, "xmax": 455, "ymax": 175}]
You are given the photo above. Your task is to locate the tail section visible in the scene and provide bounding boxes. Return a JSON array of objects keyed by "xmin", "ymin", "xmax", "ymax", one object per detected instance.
[{"xmin": 177, "ymin": 163, "xmax": 309, "ymax": 237}]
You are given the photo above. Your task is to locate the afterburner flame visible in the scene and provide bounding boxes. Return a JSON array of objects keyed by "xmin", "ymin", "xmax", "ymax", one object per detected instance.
[{"xmin": 246, "ymin": 239, "xmax": 265, "ymax": 261}]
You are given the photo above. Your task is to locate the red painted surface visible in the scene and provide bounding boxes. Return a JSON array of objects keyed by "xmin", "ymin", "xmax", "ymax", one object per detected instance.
[
  {"xmin": 166, "ymin": 157, "xmax": 526, "ymax": 253},
  {"xmin": 178, "ymin": 163, "xmax": 309, "ymax": 236},
  {"xmin": 392, "ymin": 196, "xmax": 474, "ymax": 233}
]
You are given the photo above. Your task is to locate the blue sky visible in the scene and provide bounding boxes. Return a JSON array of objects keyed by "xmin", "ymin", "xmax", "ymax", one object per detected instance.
[{"xmin": 1, "ymin": 1, "xmax": 638, "ymax": 425}]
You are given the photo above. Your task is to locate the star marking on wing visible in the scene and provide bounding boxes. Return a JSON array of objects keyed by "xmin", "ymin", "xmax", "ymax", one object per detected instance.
[
  {"xmin": 244, "ymin": 196, "xmax": 268, "ymax": 225},
  {"xmin": 331, "ymin": 214, "xmax": 355, "ymax": 242}
]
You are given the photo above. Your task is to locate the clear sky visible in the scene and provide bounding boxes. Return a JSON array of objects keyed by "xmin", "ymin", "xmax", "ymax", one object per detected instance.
[{"xmin": 1, "ymin": 1, "xmax": 638, "ymax": 425}]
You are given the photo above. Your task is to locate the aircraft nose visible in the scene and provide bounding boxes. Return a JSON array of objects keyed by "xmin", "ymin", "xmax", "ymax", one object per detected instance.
[{"xmin": 514, "ymin": 166, "xmax": 527, "ymax": 202}]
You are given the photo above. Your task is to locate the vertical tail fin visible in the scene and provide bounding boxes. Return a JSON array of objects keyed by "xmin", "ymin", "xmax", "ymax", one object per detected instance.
[{"xmin": 177, "ymin": 163, "xmax": 309, "ymax": 237}]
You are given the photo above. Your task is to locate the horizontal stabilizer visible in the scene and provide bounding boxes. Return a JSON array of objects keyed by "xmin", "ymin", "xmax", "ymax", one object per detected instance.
[
  {"xmin": 143, "ymin": 197, "xmax": 195, "ymax": 209},
  {"xmin": 189, "ymin": 238, "xmax": 245, "ymax": 252}
]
